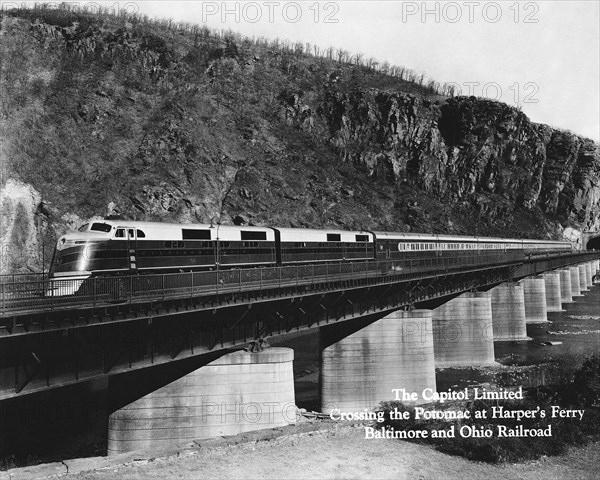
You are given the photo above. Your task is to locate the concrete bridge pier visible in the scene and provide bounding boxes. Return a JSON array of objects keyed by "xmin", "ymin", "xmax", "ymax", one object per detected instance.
[
  {"xmin": 585, "ymin": 263, "xmax": 594, "ymax": 286},
  {"xmin": 319, "ymin": 310, "xmax": 436, "ymax": 414},
  {"xmin": 108, "ymin": 348, "xmax": 296, "ymax": 454},
  {"xmin": 431, "ymin": 292, "xmax": 496, "ymax": 367},
  {"xmin": 518, "ymin": 277, "xmax": 549, "ymax": 324},
  {"xmin": 558, "ymin": 269, "xmax": 574, "ymax": 304},
  {"xmin": 578, "ymin": 264, "xmax": 590, "ymax": 292},
  {"xmin": 542, "ymin": 272, "xmax": 564, "ymax": 312},
  {"xmin": 489, "ymin": 283, "xmax": 530, "ymax": 341},
  {"xmin": 569, "ymin": 266, "xmax": 584, "ymax": 297},
  {"xmin": 558, "ymin": 269, "xmax": 574, "ymax": 303},
  {"xmin": 592, "ymin": 260, "xmax": 600, "ymax": 283}
]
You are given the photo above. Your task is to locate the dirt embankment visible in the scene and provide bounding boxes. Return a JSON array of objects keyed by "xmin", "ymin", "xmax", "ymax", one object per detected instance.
[{"xmin": 67, "ymin": 424, "xmax": 599, "ymax": 480}]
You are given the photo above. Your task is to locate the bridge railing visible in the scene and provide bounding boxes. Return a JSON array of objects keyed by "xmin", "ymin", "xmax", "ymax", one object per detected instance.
[
  {"xmin": 0, "ymin": 273, "xmax": 48, "ymax": 284},
  {"xmin": 0, "ymin": 250, "xmax": 592, "ymax": 316}
]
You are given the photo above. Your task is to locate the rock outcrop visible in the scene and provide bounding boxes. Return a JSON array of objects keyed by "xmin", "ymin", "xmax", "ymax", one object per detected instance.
[{"xmin": 0, "ymin": 9, "xmax": 598, "ymax": 273}]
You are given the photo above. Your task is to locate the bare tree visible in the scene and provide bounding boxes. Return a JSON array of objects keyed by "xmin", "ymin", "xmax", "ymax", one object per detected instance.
[{"xmin": 336, "ymin": 48, "xmax": 348, "ymax": 63}]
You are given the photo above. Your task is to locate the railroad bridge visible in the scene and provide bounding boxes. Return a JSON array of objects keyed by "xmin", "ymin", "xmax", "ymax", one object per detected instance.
[{"xmin": 1, "ymin": 250, "xmax": 599, "ymax": 453}]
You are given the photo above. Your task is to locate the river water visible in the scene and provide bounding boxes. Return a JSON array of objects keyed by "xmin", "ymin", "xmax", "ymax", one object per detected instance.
[
  {"xmin": 281, "ymin": 283, "xmax": 600, "ymax": 409},
  {"xmin": 434, "ymin": 282, "xmax": 600, "ymax": 392},
  {"xmin": 494, "ymin": 283, "xmax": 600, "ymax": 365}
]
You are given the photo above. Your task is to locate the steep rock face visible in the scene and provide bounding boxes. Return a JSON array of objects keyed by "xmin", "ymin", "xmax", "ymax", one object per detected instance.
[
  {"xmin": 294, "ymin": 92, "xmax": 599, "ymax": 234},
  {"xmin": 438, "ymin": 97, "xmax": 552, "ymax": 210},
  {"xmin": 0, "ymin": 10, "xmax": 599, "ymax": 274},
  {"xmin": 554, "ymin": 138, "xmax": 600, "ymax": 232},
  {"xmin": 317, "ymin": 87, "xmax": 447, "ymax": 192},
  {"xmin": 0, "ymin": 180, "xmax": 42, "ymax": 273}
]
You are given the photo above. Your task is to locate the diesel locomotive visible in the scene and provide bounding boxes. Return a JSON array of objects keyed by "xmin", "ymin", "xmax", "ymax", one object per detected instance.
[{"xmin": 49, "ymin": 220, "xmax": 572, "ymax": 288}]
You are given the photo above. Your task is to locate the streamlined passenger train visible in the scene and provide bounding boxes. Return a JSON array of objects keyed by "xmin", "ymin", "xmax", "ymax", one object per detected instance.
[{"xmin": 48, "ymin": 220, "xmax": 572, "ymax": 287}]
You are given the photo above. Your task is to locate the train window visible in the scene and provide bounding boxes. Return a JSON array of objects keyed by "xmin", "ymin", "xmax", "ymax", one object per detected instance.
[
  {"xmin": 128, "ymin": 229, "xmax": 135, "ymax": 238},
  {"xmin": 115, "ymin": 229, "xmax": 125, "ymax": 238},
  {"xmin": 327, "ymin": 233, "xmax": 341, "ymax": 242},
  {"xmin": 91, "ymin": 223, "xmax": 112, "ymax": 233},
  {"xmin": 241, "ymin": 231, "xmax": 267, "ymax": 241},
  {"xmin": 78, "ymin": 223, "xmax": 89, "ymax": 232},
  {"xmin": 137, "ymin": 230, "xmax": 145, "ymax": 238},
  {"xmin": 355, "ymin": 234, "xmax": 369, "ymax": 242},
  {"xmin": 183, "ymin": 229, "xmax": 211, "ymax": 240}
]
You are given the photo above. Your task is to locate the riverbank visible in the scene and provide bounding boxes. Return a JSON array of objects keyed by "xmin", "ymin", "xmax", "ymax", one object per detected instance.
[{"xmin": 36, "ymin": 424, "xmax": 600, "ymax": 480}]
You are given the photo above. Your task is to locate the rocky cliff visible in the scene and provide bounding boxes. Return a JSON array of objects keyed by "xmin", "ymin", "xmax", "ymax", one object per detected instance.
[{"xmin": 0, "ymin": 8, "xmax": 598, "ymax": 273}]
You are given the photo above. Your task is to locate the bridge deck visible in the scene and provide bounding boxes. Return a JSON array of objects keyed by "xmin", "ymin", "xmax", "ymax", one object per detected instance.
[
  {"xmin": 1, "ymin": 251, "xmax": 586, "ymax": 318},
  {"xmin": 0, "ymin": 251, "xmax": 598, "ymax": 399}
]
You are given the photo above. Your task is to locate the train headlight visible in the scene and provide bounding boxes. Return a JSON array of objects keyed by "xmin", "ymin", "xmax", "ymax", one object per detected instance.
[{"xmin": 56, "ymin": 237, "xmax": 67, "ymax": 251}]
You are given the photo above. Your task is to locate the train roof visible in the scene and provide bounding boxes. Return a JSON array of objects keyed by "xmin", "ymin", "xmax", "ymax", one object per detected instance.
[
  {"xmin": 274, "ymin": 228, "xmax": 373, "ymax": 242},
  {"xmin": 373, "ymin": 231, "xmax": 570, "ymax": 245},
  {"xmin": 76, "ymin": 221, "xmax": 275, "ymax": 241},
  {"xmin": 73, "ymin": 221, "xmax": 570, "ymax": 245}
]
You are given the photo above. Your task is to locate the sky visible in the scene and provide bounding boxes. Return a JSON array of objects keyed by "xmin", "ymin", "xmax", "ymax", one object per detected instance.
[{"xmin": 13, "ymin": 0, "xmax": 598, "ymax": 140}]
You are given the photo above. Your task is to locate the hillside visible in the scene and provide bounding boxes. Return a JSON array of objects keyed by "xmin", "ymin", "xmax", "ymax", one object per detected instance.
[{"xmin": 0, "ymin": 7, "xmax": 599, "ymax": 273}]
